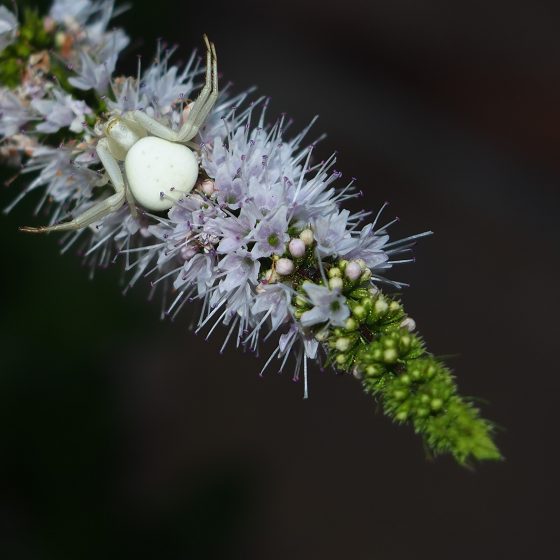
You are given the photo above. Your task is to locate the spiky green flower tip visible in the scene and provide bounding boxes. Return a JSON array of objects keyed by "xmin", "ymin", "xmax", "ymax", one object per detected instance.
[{"xmin": 293, "ymin": 259, "xmax": 502, "ymax": 466}]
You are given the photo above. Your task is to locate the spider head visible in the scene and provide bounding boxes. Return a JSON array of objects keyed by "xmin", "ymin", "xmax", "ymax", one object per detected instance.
[{"xmin": 104, "ymin": 115, "xmax": 146, "ymax": 160}]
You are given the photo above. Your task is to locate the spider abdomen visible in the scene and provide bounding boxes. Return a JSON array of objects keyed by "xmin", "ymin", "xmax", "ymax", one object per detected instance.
[{"xmin": 125, "ymin": 136, "xmax": 198, "ymax": 212}]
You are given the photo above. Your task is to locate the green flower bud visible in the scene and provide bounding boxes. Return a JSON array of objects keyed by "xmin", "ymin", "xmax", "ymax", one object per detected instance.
[
  {"xmin": 374, "ymin": 297, "xmax": 389, "ymax": 314},
  {"xmin": 335, "ymin": 337, "xmax": 351, "ymax": 352},
  {"xmin": 383, "ymin": 348, "xmax": 398, "ymax": 363},
  {"xmin": 352, "ymin": 305, "xmax": 366, "ymax": 320},
  {"xmin": 431, "ymin": 398, "xmax": 443, "ymax": 411},
  {"xmin": 328, "ymin": 277, "xmax": 343, "ymax": 290},
  {"xmin": 360, "ymin": 269, "xmax": 372, "ymax": 282},
  {"xmin": 315, "ymin": 328, "xmax": 329, "ymax": 342}
]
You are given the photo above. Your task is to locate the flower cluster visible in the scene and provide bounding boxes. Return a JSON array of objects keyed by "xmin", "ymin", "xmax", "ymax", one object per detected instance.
[{"xmin": 0, "ymin": 0, "xmax": 500, "ymax": 464}]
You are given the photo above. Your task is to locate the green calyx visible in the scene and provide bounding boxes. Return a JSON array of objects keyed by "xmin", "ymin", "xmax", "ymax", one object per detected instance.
[{"xmin": 293, "ymin": 260, "xmax": 502, "ymax": 466}]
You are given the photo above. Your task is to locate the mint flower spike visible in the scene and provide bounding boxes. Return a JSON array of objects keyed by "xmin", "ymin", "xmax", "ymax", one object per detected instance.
[
  {"xmin": 293, "ymin": 260, "xmax": 502, "ymax": 465},
  {"xmin": 0, "ymin": 0, "xmax": 501, "ymax": 466}
]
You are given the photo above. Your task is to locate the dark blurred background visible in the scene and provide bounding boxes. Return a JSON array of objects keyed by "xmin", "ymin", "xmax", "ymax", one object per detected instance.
[{"xmin": 1, "ymin": 0, "xmax": 559, "ymax": 558}]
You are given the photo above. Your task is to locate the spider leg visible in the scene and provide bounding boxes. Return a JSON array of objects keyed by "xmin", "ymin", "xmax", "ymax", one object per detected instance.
[
  {"xmin": 174, "ymin": 35, "xmax": 217, "ymax": 142},
  {"xmin": 131, "ymin": 35, "xmax": 218, "ymax": 144},
  {"xmin": 20, "ymin": 139, "xmax": 126, "ymax": 233}
]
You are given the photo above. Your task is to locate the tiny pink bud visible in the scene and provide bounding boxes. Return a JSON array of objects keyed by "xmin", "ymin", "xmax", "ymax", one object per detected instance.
[
  {"xmin": 200, "ymin": 179, "xmax": 215, "ymax": 196},
  {"xmin": 345, "ymin": 260, "xmax": 362, "ymax": 281},
  {"xmin": 276, "ymin": 258, "xmax": 294, "ymax": 276},
  {"xmin": 288, "ymin": 238, "xmax": 306, "ymax": 257}
]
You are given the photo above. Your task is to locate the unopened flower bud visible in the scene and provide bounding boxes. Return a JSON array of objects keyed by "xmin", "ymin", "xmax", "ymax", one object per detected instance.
[
  {"xmin": 328, "ymin": 277, "xmax": 343, "ymax": 290},
  {"xmin": 383, "ymin": 348, "xmax": 398, "ymax": 363},
  {"xmin": 355, "ymin": 259, "xmax": 366, "ymax": 271},
  {"xmin": 352, "ymin": 305, "xmax": 366, "ymax": 319},
  {"xmin": 360, "ymin": 268, "xmax": 372, "ymax": 282},
  {"xmin": 276, "ymin": 258, "xmax": 294, "ymax": 276},
  {"xmin": 288, "ymin": 238, "xmax": 306, "ymax": 257},
  {"xmin": 345, "ymin": 261, "xmax": 362, "ymax": 281},
  {"xmin": 315, "ymin": 328, "xmax": 329, "ymax": 342},
  {"xmin": 299, "ymin": 228, "xmax": 314, "ymax": 246},
  {"xmin": 431, "ymin": 398, "xmax": 443, "ymax": 411},
  {"xmin": 400, "ymin": 317, "xmax": 416, "ymax": 332},
  {"xmin": 374, "ymin": 297, "xmax": 389, "ymax": 314},
  {"xmin": 200, "ymin": 178, "xmax": 215, "ymax": 196},
  {"xmin": 328, "ymin": 267, "xmax": 342, "ymax": 278},
  {"xmin": 335, "ymin": 337, "xmax": 351, "ymax": 352},
  {"xmin": 55, "ymin": 31, "xmax": 66, "ymax": 48}
]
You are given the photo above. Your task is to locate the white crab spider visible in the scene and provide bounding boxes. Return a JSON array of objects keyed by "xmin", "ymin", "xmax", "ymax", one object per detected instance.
[{"xmin": 21, "ymin": 36, "xmax": 218, "ymax": 233}]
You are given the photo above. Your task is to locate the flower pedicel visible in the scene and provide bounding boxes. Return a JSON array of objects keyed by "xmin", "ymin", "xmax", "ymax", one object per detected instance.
[{"xmin": 0, "ymin": 0, "xmax": 501, "ymax": 465}]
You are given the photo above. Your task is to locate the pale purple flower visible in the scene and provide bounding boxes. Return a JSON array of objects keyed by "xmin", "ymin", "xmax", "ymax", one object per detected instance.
[
  {"xmin": 218, "ymin": 250, "xmax": 260, "ymax": 294},
  {"xmin": 214, "ymin": 171, "xmax": 244, "ymax": 209},
  {"xmin": 0, "ymin": 6, "xmax": 17, "ymax": 51},
  {"xmin": 207, "ymin": 210, "xmax": 255, "ymax": 254},
  {"xmin": 312, "ymin": 209, "xmax": 358, "ymax": 258},
  {"xmin": 0, "ymin": 90, "xmax": 31, "ymax": 137},
  {"xmin": 341, "ymin": 224, "xmax": 390, "ymax": 270},
  {"xmin": 7, "ymin": 146, "xmax": 100, "ymax": 213},
  {"xmin": 300, "ymin": 282, "xmax": 350, "ymax": 328},
  {"xmin": 174, "ymin": 253, "xmax": 216, "ymax": 296},
  {"xmin": 32, "ymin": 90, "xmax": 92, "ymax": 134},
  {"xmin": 252, "ymin": 283, "xmax": 292, "ymax": 331},
  {"xmin": 50, "ymin": 0, "xmax": 128, "ymax": 50},
  {"xmin": 140, "ymin": 47, "xmax": 199, "ymax": 115},
  {"xmin": 251, "ymin": 207, "xmax": 290, "ymax": 258},
  {"xmin": 69, "ymin": 50, "xmax": 118, "ymax": 94},
  {"xmin": 50, "ymin": 0, "xmax": 99, "ymax": 23}
]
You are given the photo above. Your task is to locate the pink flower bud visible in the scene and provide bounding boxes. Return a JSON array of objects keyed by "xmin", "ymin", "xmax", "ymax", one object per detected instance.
[
  {"xmin": 288, "ymin": 238, "xmax": 306, "ymax": 257},
  {"xmin": 345, "ymin": 260, "xmax": 362, "ymax": 281},
  {"xmin": 276, "ymin": 258, "xmax": 294, "ymax": 276},
  {"xmin": 200, "ymin": 179, "xmax": 215, "ymax": 196}
]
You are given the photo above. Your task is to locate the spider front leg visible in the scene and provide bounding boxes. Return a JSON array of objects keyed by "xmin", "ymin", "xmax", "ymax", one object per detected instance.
[
  {"xmin": 132, "ymin": 35, "xmax": 218, "ymax": 144},
  {"xmin": 20, "ymin": 139, "xmax": 127, "ymax": 233}
]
